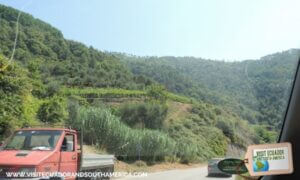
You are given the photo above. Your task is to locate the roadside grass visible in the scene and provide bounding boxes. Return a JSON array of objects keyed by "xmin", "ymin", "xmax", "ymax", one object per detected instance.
[
  {"xmin": 70, "ymin": 106, "xmax": 177, "ymax": 162},
  {"xmin": 69, "ymin": 105, "xmax": 227, "ymax": 164}
]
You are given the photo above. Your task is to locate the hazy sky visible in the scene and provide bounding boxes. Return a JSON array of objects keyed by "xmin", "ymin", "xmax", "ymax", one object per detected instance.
[{"xmin": 0, "ymin": 0, "xmax": 300, "ymax": 60}]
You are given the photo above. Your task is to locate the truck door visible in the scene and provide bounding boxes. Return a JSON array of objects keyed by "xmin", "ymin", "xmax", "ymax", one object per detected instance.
[{"xmin": 59, "ymin": 134, "xmax": 77, "ymax": 179}]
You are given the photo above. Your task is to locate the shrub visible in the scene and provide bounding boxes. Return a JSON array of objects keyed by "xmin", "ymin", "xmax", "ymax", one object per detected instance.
[
  {"xmin": 45, "ymin": 81, "xmax": 61, "ymax": 97},
  {"xmin": 37, "ymin": 96, "xmax": 67, "ymax": 124},
  {"xmin": 146, "ymin": 85, "xmax": 167, "ymax": 103},
  {"xmin": 168, "ymin": 119, "xmax": 227, "ymax": 163},
  {"xmin": 253, "ymin": 125, "xmax": 277, "ymax": 143},
  {"xmin": 216, "ymin": 120, "xmax": 235, "ymax": 142},
  {"xmin": 118, "ymin": 102, "xmax": 168, "ymax": 129}
]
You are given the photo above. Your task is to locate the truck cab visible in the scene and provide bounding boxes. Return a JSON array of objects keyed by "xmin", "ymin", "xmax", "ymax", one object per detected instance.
[{"xmin": 0, "ymin": 128, "xmax": 114, "ymax": 180}]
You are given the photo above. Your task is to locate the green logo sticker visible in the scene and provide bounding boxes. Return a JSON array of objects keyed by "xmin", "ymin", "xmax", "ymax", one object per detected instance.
[{"xmin": 218, "ymin": 158, "xmax": 248, "ymax": 174}]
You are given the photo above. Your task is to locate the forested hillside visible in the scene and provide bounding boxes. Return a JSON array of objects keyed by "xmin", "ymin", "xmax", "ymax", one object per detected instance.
[
  {"xmin": 0, "ymin": 4, "xmax": 295, "ymax": 164},
  {"xmin": 0, "ymin": 5, "xmax": 152, "ymax": 90},
  {"xmin": 120, "ymin": 49, "xmax": 299, "ymax": 130}
]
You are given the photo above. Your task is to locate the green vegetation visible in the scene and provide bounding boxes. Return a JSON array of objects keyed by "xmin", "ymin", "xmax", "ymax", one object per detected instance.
[
  {"xmin": 0, "ymin": 55, "xmax": 39, "ymax": 138},
  {"xmin": 0, "ymin": 4, "xmax": 150, "ymax": 90},
  {"xmin": 62, "ymin": 86, "xmax": 192, "ymax": 103},
  {"xmin": 68, "ymin": 105, "xmax": 229, "ymax": 163},
  {"xmin": 37, "ymin": 96, "xmax": 67, "ymax": 124},
  {"xmin": 69, "ymin": 106, "xmax": 176, "ymax": 162},
  {"xmin": 253, "ymin": 125, "xmax": 277, "ymax": 144},
  {"xmin": 119, "ymin": 50, "xmax": 299, "ymax": 131},
  {"xmin": 118, "ymin": 102, "xmax": 168, "ymax": 129},
  {"xmin": 63, "ymin": 87, "xmax": 146, "ymax": 98}
]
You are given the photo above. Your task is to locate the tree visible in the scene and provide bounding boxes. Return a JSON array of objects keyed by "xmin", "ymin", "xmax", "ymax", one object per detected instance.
[
  {"xmin": 0, "ymin": 54, "xmax": 33, "ymax": 136},
  {"xmin": 146, "ymin": 85, "xmax": 167, "ymax": 103},
  {"xmin": 37, "ymin": 96, "xmax": 67, "ymax": 124}
]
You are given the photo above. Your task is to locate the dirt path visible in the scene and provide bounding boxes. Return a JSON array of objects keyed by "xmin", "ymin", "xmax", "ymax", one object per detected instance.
[{"xmin": 167, "ymin": 102, "xmax": 192, "ymax": 121}]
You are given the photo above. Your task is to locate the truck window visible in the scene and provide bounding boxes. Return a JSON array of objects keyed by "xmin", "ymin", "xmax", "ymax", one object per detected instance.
[
  {"xmin": 62, "ymin": 134, "xmax": 74, "ymax": 151},
  {"xmin": 6, "ymin": 136, "xmax": 25, "ymax": 150},
  {"xmin": 4, "ymin": 130, "xmax": 62, "ymax": 150},
  {"xmin": 31, "ymin": 135, "xmax": 52, "ymax": 147}
]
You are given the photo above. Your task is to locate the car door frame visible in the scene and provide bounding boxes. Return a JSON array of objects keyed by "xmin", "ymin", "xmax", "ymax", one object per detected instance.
[{"xmin": 58, "ymin": 131, "xmax": 78, "ymax": 180}]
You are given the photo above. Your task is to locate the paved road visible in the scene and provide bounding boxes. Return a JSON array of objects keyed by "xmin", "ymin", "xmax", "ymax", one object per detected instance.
[{"xmin": 119, "ymin": 166, "xmax": 235, "ymax": 180}]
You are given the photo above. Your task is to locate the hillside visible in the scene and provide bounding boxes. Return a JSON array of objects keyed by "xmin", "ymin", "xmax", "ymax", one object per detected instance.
[
  {"xmin": 0, "ymin": 4, "xmax": 286, "ymax": 164},
  {"xmin": 0, "ymin": 4, "xmax": 152, "ymax": 90},
  {"xmin": 64, "ymin": 87, "xmax": 260, "ymax": 161},
  {"xmin": 0, "ymin": 53, "xmax": 259, "ymax": 162},
  {"xmin": 120, "ymin": 49, "xmax": 300, "ymax": 129}
]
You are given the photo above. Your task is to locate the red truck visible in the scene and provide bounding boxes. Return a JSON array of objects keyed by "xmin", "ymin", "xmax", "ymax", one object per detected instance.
[{"xmin": 0, "ymin": 128, "xmax": 115, "ymax": 180}]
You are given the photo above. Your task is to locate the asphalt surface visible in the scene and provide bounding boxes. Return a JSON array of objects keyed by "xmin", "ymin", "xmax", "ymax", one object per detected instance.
[{"xmin": 119, "ymin": 166, "xmax": 235, "ymax": 180}]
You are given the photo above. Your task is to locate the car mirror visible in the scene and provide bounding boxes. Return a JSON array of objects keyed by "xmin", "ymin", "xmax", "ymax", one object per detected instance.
[{"xmin": 218, "ymin": 158, "xmax": 248, "ymax": 174}]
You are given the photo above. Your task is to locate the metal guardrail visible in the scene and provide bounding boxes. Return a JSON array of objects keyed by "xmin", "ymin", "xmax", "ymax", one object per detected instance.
[{"xmin": 81, "ymin": 154, "xmax": 115, "ymax": 171}]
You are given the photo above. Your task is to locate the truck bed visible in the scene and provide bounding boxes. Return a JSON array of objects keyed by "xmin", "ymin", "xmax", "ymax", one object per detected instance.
[{"xmin": 81, "ymin": 154, "xmax": 115, "ymax": 171}]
